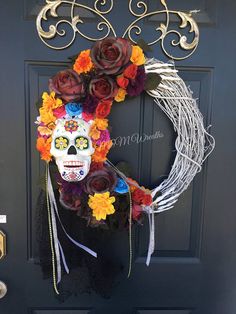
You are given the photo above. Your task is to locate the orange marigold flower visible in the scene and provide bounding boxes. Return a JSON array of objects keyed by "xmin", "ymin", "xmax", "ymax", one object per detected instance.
[
  {"xmin": 42, "ymin": 92, "xmax": 62, "ymax": 110},
  {"xmin": 73, "ymin": 49, "xmax": 93, "ymax": 74},
  {"xmin": 130, "ymin": 45, "xmax": 146, "ymax": 66},
  {"xmin": 115, "ymin": 88, "xmax": 127, "ymax": 102},
  {"xmin": 39, "ymin": 106, "xmax": 56, "ymax": 125},
  {"xmin": 89, "ymin": 123, "xmax": 101, "ymax": 140},
  {"xmin": 94, "ymin": 118, "xmax": 108, "ymax": 130},
  {"xmin": 92, "ymin": 140, "xmax": 112, "ymax": 163},
  {"xmin": 36, "ymin": 137, "xmax": 52, "ymax": 162}
]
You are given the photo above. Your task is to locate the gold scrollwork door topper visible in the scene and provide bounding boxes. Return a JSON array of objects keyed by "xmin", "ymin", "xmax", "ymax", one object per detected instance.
[{"xmin": 36, "ymin": 0, "xmax": 200, "ymax": 60}]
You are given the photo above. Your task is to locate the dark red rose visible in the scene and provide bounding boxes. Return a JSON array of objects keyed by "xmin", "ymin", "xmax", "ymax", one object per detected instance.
[
  {"xmin": 89, "ymin": 76, "xmax": 118, "ymax": 100},
  {"xmin": 90, "ymin": 37, "xmax": 132, "ymax": 75},
  {"xmin": 49, "ymin": 69, "xmax": 85, "ymax": 102},
  {"xmin": 83, "ymin": 166, "xmax": 117, "ymax": 194}
]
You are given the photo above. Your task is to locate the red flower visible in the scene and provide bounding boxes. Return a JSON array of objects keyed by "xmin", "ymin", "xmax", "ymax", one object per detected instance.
[
  {"xmin": 96, "ymin": 100, "xmax": 112, "ymax": 118},
  {"xmin": 89, "ymin": 76, "xmax": 118, "ymax": 100},
  {"xmin": 53, "ymin": 105, "xmax": 66, "ymax": 119},
  {"xmin": 132, "ymin": 188, "xmax": 152, "ymax": 206},
  {"xmin": 124, "ymin": 64, "xmax": 138, "ymax": 79},
  {"xmin": 117, "ymin": 76, "xmax": 129, "ymax": 89},
  {"xmin": 82, "ymin": 111, "xmax": 94, "ymax": 122},
  {"xmin": 49, "ymin": 69, "xmax": 85, "ymax": 103},
  {"xmin": 90, "ymin": 37, "xmax": 132, "ymax": 75},
  {"xmin": 132, "ymin": 189, "xmax": 145, "ymax": 205},
  {"xmin": 132, "ymin": 204, "xmax": 143, "ymax": 221},
  {"xmin": 142, "ymin": 194, "xmax": 152, "ymax": 206},
  {"xmin": 83, "ymin": 166, "xmax": 117, "ymax": 194}
]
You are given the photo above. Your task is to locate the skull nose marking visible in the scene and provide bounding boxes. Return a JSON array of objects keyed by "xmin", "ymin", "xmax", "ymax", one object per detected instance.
[{"xmin": 68, "ymin": 145, "xmax": 77, "ymax": 155}]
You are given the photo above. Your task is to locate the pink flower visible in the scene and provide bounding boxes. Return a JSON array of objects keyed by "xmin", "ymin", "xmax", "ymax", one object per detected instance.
[
  {"xmin": 82, "ymin": 111, "xmax": 94, "ymax": 122},
  {"xmin": 95, "ymin": 129, "xmax": 110, "ymax": 145},
  {"xmin": 132, "ymin": 204, "xmax": 143, "ymax": 221},
  {"xmin": 53, "ymin": 105, "xmax": 66, "ymax": 118}
]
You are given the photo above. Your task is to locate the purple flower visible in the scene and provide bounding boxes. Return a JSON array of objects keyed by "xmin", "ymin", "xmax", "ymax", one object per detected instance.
[
  {"xmin": 127, "ymin": 66, "xmax": 146, "ymax": 97},
  {"xmin": 83, "ymin": 95, "xmax": 99, "ymax": 114}
]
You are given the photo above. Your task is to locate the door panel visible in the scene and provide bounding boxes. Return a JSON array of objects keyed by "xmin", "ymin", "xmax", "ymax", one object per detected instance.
[{"xmin": 1, "ymin": 0, "xmax": 236, "ymax": 313}]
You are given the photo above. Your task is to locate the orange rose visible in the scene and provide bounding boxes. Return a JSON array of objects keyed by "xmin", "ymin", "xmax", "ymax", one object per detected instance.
[
  {"xmin": 130, "ymin": 45, "xmax": 145, "ymax": 66},
  {"xmin": 124, "ymin": 64, "xmax": 138, "ymax": 79},
  {"xmin": 117, "ymin": 75, "xmax": 129, "ymax": 89},
  {"xmin": 115, "ymin": 88, "xmax": 127, "ymax": 102},
  {"xmin": 96, "ymin": 100, "xmax": 112, "ymax": 119}
]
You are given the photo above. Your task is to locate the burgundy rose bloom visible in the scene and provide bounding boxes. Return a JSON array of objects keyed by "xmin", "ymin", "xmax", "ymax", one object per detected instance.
[
  {"xmin": 83, "ymin": 94, "xmax": 99, "ymax": 114},
  {"xmin": 83, "ymin": 166, "xmax": 117, "ymax": 194},
  {"xmin": 58, "ymin": 180, "xmax": 83, "ymax": 211},
  {"xmin": 89, "ymin": 76, "xmax": 118, "ymax": 100},
  {"xmin": 90, "ymin": 37, "xmax": 132, "ymax": 75},
  {"xmin": 49, "ymin": 69, "xmax": 85, "ymax": 102},
  {"xmin": 127, "ymin": 66, "xmax": 146, "ymax": 97}
]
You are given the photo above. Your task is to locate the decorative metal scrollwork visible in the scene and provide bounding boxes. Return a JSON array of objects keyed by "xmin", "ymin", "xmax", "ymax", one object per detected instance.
[{"xmin": 36, "ymin": 0, "xmax": 200, "ymax": 60}]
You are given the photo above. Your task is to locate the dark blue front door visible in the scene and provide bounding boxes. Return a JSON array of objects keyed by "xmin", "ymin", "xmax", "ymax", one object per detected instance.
[{"xmin": 0, "ymin": 1, "xmax": 236, "ymax": 313}]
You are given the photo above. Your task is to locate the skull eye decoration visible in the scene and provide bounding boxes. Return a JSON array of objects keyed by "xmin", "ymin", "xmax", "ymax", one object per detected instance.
[{"xmin": 50, "ymin": 118, "xmax": 94, "ymax": 182}]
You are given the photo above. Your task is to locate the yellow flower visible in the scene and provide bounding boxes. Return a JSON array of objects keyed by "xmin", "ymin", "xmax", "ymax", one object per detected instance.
[
  {"xmin": 39, "ymin": 92, "xmax": 63, "ymax": 125},
  {"xmin": 130, "ymin": 45, "xmax": 146, "ymax": 66},
  {"xmin": 39, "ymin": 106, "xmax": 56, "ymax": 125},
  {"xmin": 76, "ymin": 137, "xmax": 88, "ymax": 150},
  {"xmin": 55, "ymin": 137, "xmax": 69, "ymax": 150},
  {"xmin": 38, "ymin": 126, "xmax": 53, "ymax": 137},
  {"xmin": 73, "ymin": 49, "xmax": 93, "ymax": 74},
  {"xmin": 88, "ymin": 192, "xmax": 116, "ymax": 221},
  {"xmin": 94, "ymin": 118, "xmax": 108, "ymax": 130},
  {"xmin": 115, "ymin": 88, "xmax": 127, "ymax": 102},
  {"xmin": 42, "ymin": 92, "xmax": 62, "ymax": 110}
]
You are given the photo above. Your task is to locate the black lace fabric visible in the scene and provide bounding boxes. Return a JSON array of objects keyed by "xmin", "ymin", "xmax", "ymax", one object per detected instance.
[{"xmin": 35, "ymin": 186, "xmax": 126, "ymax": 301}]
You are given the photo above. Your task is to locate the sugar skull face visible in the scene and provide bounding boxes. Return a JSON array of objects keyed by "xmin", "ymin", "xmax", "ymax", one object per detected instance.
[{"xmin": 50, "ymin": 118, "xmax": 94, "ymax": 182}]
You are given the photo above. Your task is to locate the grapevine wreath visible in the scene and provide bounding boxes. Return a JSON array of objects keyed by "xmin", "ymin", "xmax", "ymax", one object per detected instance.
[{"xmin": 36, "ymin": 37, "xmax": 215, "ymax": 295}]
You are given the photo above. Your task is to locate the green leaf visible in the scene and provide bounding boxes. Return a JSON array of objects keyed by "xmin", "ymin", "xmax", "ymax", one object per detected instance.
[
  {"xmin": 144, "ymin": 73, "xmax": 162, "ymax": 90},
  {"xmin": 137, "ymin": 39, "xmax": 153, "ymax": 53}
]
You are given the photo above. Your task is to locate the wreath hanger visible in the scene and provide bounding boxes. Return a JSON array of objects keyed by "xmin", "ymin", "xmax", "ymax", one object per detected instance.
[{"xmin": 36, "ymin": 0, "xmax": 200, "ymax": 60}]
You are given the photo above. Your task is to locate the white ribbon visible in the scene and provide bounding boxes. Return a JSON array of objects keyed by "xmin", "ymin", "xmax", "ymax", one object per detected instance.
[{"xmin": 47, "ymin": 167, "xmax": 97, "ymax": 284}]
